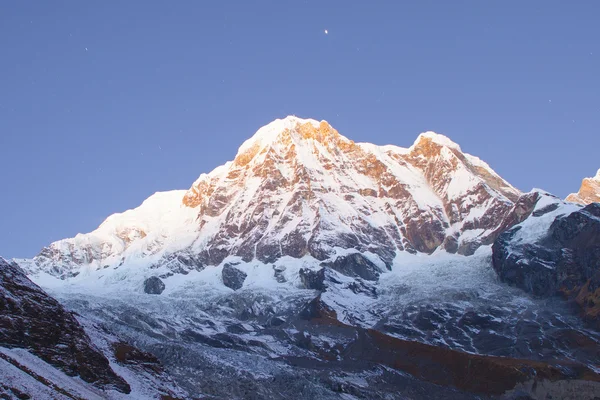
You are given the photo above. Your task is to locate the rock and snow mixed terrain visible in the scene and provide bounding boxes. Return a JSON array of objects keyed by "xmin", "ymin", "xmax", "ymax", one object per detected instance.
[
  {"xmin": 0, "ymin": 257, "xmax": 185, "ymax": 399},
  {"xmin": 494, "ymin": 191, "xmax": 600, "ymax": 329},
  {"xmin": 2, "ymin": 116, "xmax": 600, "ymax": 399}
]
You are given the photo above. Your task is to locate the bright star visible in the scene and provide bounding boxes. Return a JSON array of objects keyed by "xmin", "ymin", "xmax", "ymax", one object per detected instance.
[{"xmin": 324, "ymin": 29, "xmax": 328, "ymax": 34}]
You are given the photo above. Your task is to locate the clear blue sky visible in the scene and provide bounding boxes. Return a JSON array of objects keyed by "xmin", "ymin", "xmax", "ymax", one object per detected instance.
[{"xmin": 1, "ymin": 1, "xmax": 599, "ymax": 258}]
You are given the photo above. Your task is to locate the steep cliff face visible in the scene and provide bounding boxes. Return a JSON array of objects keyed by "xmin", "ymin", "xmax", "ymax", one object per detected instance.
[
  {"xmin": 19, "ymin": 116, "xmax": 520, "ymax": 283},
  {"xmin": 567, "ymin": 169, "xmax": 600, "ymax": 205}
]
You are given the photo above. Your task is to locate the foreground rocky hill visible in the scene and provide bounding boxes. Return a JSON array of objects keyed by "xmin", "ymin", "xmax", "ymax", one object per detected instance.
[{"xmin": 0, "ymin": 257, "xmax": 184, "ymax": 399}]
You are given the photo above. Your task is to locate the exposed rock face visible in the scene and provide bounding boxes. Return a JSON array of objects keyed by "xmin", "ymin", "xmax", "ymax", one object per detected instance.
[
  {"xmin": 299, "ymin": 294, "xmax": 340, "ymax": 322},
  {"xmin": 492, "ymin": 196, "xmax": 600, "ymax": 327},
  {"xmin": 221, "ymin": 264, "xmax": 247, "ymax": 290},
  {"xmin": 20, "ymin": 116, "xmax": 521, "ymax": 281},
  {"xmin": 347, "ymin": 328, "xmax": 600, "ymax": 397},
  {"xmin": 321, "ymin": 253, "xmax": 382, "ymax": 281},
  {"xmin": 112, "ymin": 341, "xmax": 163, "ymax": 373},
  {"xmin": 575, "ymin": 272, "xmax": 600, "ymax": 330},
  {"xmin": 144, "ymin": 276, "xmax": 165, "ymax": 294},
  {"xmin": 567, "ymin": 169, "xmax": 600, "ymax": 205},
  {"xmin": 0, "ymin": 258, "xmax": 130, "ymax": 393},
  {"xmin": 273, "ymin": 265, "xmax": 287, "ymax": 283},
  {"xmin": 299, "ymin": 268, "xmax": 326, "ymax": 291},
  {"xmin": 481, "ymin": 190, "xmax": 542, "ymax": 246}
]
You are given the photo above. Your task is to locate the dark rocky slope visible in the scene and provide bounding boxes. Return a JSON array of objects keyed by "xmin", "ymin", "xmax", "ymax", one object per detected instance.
[
  {"xmin": 0, "ymin": 257, "xmax": 130, "ymax": 393},
  {"xmin": 297, "ymin": 297, "xmax": 600, "ymax": 398},
  {"xmin": 493, "ymin": 195, "xmax": 600, "ymax": 329},
  {"xmin": 0, "ymin": 257, "xmax": 189, "ymax": 398}
]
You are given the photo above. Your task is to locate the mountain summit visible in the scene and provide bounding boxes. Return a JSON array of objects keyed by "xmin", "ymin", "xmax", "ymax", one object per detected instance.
[
  {"xmin": 566, "ymin": 169, "xmax": 600, "ymax": 205},
  {"xmin": 20, "ymin": 116, "xmax": 520, "ymax": 282}
]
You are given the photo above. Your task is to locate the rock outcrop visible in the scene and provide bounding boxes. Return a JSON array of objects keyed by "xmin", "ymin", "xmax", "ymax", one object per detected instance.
[
  {"xmin": 143, "ymin": 276, "xmax": 165, "ymax": 294},
  {"xmin": 567, "ymin": 169, "xmax": 600, "ymax": 205},
  {"xmin": 320, "ymin": 253, "xmax": 382, "ymax": 281},
  {"xmin": 299, "ymin": 268, "xmax": 326, "ymax": 291},
  {"xmin": 0, "ymin": 257, "xmax": 130, "ymax": 393},
  {"xmin": 222, "ymin": 263, "xmax": 247, "ymax": 290}
]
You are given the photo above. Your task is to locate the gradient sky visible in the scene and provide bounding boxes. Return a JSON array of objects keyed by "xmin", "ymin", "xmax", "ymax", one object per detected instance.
[{"xmin": 1, "ymin": 1, "xmax": 599, "ymax": 258}]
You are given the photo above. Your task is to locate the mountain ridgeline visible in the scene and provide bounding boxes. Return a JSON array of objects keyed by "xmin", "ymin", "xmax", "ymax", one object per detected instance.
[{"xmin": 22, "ymin": 116, "xmax": 522, "ymax": 281}]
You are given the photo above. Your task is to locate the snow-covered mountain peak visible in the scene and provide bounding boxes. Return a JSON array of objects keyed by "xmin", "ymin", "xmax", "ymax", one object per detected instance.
[
  {"xmin": 566, "ymin": 168, "xmax": 600, "ymax": 205},
  {"xmin": 411, "ymin": 131, "xmax": 462, "ymax": 152},
  {"xmin": 19, "ymin": 117, "xmax": 524, "ymax": 286},
  {"xmin": 232, "ymin": 116, "xmax": 349, "ymax": 170},
  {"xmin": 236, "ymin": 116, "xmax": 320, "ymax": 155}
]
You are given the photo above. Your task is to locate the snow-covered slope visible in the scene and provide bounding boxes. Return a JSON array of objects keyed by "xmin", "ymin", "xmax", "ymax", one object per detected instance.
[
  {"xmin": 567, "ymin": 169, "xmax": 600, "ymax": 205},
  {"xmin": 18, "ymin": 116, "xmax": 520, "ymax": 287},
  {"xmin": 19, "ymin": 190, "xmax": 198, "ymax": 280}
]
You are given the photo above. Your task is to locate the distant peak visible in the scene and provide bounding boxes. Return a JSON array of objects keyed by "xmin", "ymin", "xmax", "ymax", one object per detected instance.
[
  {"xmin": 412, "ymin": 131, "xmax": 462, "ymax": 151},
  {"xmin": 580, "ymin": 169, "xmax": 600, "ymax": 182},
  {"xmin": 565, "ymin": 168, "xmax": 600, "ymax": 205}
]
